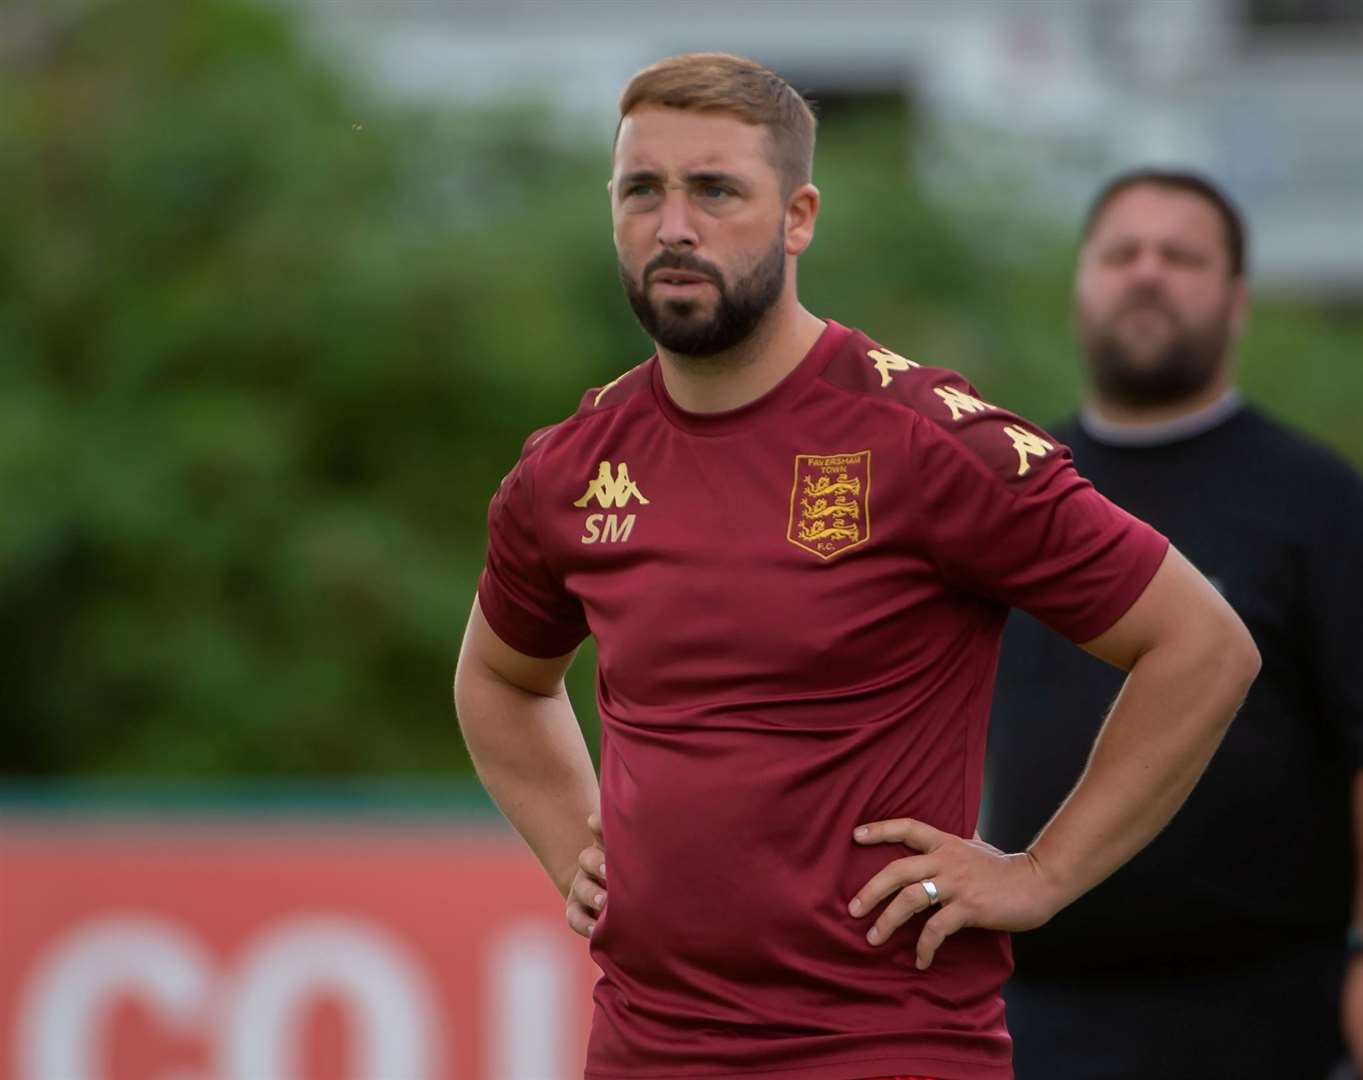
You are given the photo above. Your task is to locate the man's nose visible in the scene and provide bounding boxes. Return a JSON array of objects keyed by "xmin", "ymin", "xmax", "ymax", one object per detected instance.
[
  {"xmin": 1127, "ymin": 247, "xmax": 1168, "ymax": 285},
  {"xmin": 656, "ymin": 189, "xmax": 699, "ymax": 250}
]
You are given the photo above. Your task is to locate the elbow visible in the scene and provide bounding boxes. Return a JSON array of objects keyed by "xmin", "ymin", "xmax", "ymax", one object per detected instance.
[
  {"xmin": 1231, "ymin": 621, "xmax": 1262, "ymax": 698},
  {"xmin": 1165, "ymin": 604, "xmax": 1260, "ymax": 732},
  {"xmin": 1209, "ymin": 612, "xmax": 1260, "ymax": 714}
]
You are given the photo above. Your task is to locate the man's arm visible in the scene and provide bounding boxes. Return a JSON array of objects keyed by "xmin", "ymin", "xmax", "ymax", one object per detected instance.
[
  {"xmin": 454, "ymin": 598, "xmax": 602, "ymax": 921},
  {"xmin": 850, "ymin": 545, "xmax": 1261, "ymax": 967},
  {"xmin": 1024, "ymin": 543, "xmax": 1259, "ymax": 904}
]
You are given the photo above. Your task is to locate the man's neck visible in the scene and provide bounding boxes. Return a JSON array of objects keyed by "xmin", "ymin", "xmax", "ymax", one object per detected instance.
[
  {"xmin": 1085, "ymin": 371, "xmax": 1233, "ymax": 428},
  {"xmin": 656, "ymin": 302, "xmax": 827, "ymax": 414}
]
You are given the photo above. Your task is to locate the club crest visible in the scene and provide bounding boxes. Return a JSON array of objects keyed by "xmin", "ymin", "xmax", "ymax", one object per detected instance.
[{"xmin": 787, "ymin": 451, "xmax": 872, "ymax": 560}]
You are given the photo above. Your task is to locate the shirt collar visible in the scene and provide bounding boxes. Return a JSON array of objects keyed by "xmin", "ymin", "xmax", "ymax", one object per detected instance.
[{"xmin": 1080, "ymin": 389, "xmax": 1243, "ymax": 448}]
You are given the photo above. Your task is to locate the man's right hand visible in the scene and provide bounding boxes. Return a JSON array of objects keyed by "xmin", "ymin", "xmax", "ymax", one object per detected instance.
[{"xmin": 566, "ymin": 811, "xmax": 607, "ymax": 938}]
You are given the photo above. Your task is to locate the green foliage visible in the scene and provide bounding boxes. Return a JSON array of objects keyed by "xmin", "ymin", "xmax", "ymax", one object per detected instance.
[{"xmin": 2, "ymin": 0, "xmax": 1358, "ymax": 777}]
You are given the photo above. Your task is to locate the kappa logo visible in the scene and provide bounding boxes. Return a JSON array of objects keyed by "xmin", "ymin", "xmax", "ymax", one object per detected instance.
[
  {"xmin": 1003, "ymin": 425, "xmax": 1054, "ymax": 476},
  {"xmin": 575, "ymin": 460, "xmax": 648, "ymax": 545},
  {"xmin": 867, "ymin": 348, "xmax": 920, "ymax": 389},
  {"xmin": 574, "ymin": 461, "xmax": 649, "ymax": 510},
  {"xmin": 935, "ymin": 385, "xmax": 996, "ymax": 421}
]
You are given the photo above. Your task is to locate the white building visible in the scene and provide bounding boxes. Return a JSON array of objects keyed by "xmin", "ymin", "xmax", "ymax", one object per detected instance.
[{"xmin": 298, "ymin": 0, "xmax": 1363, "ymax": 294}]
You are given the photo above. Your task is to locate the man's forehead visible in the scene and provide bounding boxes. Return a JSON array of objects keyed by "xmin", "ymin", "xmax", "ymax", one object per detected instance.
[
  {"xmin": 1091, "ymin": 185, "xmax": 1224, "ymax": 245},
  {"xmin": 614, "ymin": 106, "xmax": 771, "ymax": 175}
]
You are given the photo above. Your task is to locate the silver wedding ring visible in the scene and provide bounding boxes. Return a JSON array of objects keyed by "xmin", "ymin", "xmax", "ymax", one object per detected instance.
[{"xmin": 921, "ymin": 879, "xmax": 941, "ymax": 905}]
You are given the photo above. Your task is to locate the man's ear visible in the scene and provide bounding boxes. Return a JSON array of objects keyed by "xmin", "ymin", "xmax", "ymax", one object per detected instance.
[{"xmin": 785, "ymin": 182, "xmax": 820, "ymax": 256}]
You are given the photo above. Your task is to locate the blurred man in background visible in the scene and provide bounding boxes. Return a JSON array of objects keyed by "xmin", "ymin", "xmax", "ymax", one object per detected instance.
[
  {"xmin": 985, "ymin": 169, "xmax": 1363, "ymax": 1079},
  {"xmin": 457, "ymin": 57, "xmax": 1259, "ymax": 1080}
]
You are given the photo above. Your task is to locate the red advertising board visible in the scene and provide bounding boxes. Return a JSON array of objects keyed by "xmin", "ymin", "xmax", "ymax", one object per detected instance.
[{"xmin": 0, "ymin": 816, "xmax": 599, "ymax": 1080}]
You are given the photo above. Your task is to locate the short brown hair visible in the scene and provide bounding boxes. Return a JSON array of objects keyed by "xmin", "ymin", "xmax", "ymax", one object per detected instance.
[
  {"xmin": 616, "ymin": 52, "xmax": 817, "ymax": 195},
  {"xmin": 1082, "ymin": 168, "xmax": 1248, "ymax": 277}
]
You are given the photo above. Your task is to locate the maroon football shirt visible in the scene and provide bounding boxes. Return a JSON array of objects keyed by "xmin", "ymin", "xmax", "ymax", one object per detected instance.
[{"xmin": 477, "ymin": 321, "xmax": 1168, "ymax": 1080}]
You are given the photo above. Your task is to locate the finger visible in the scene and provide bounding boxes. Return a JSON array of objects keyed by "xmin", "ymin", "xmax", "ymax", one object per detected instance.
[
  {"xmin": 588, "ymin": 811, "xmax": 604, "ymax": 849},
  {"xmin": 848, "ymin": 854, "xmax": 935, "ymax": 917},
  {"xmin": 572, "ymin": 873, "xmax": 606, "ymax": 914},
  {"xmin": 865, "ymin": 882, "xmax": 935, "ymax": 946},
  {"xmin": 853, "ymin": 818, "xmax": 945, "ymax": 852},
  {"xmin": 565, "ymin": 899, "xmax": 597, "ymax": 939},
  {"xmin": 916, "ymin": 903, "xmax": 971, "ymax": 970},
  {"xmin": 578, "ymin": 844, "xmax": 606, "ymax": 884}
]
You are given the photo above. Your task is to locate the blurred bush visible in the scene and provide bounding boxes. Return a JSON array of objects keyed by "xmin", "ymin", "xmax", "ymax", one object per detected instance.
[{"xmin": 2, "ymin": 0, "xmax": 1358, "ymax": 777}]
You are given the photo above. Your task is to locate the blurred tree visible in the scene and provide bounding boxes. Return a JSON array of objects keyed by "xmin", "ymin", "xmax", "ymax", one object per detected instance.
[
  {"xmin": 0, "ymin": 0, "xmax": 626, "ymax": 775},
  {"xmin": 0, "ymin": 0, "xmax": 1357, "ymax": 778}
]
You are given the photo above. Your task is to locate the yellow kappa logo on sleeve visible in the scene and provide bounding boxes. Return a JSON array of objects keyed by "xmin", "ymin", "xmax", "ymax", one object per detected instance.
[
  {"xmin": 934, "ymin": 385, "xmax": 996, "ymax": 421},
  {"xmin": 867, "ymin": 348, "xmax": 920, "ymax": 388},
  {"xmin": 1003, "ymin": 426, "xmax": 1054, "ymax": 476}
]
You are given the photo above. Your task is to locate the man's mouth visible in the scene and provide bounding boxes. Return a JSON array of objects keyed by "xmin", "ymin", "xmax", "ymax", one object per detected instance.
[
  {"xmin": 651, "ymin": 271, "xmax": 713, "ymax": 287},
  {"xmin": 1118, "ymin": 295, "xmax": 1173, "ymax": 317}
]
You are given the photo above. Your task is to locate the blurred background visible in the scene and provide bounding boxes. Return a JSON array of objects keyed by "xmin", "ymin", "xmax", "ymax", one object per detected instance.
[{"xmin": 1, "ymin": 0, "xmax": 1359, "ymax": 1077}]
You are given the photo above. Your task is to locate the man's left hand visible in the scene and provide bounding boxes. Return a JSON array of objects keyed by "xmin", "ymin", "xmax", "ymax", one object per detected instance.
[{"xmin": 848, "ymin": 817, "xmax": 1062, "ymax": 970}]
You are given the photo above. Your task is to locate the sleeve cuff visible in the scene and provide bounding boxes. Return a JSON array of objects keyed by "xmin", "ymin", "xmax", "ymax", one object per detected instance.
[{"xmin": 476, "ymin": 578, "xmax": 588, "ymax": 660}]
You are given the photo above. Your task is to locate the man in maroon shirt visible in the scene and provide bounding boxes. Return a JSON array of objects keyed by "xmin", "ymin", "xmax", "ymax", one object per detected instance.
[{"xmin": 454, "ymin": 53, "xmax": 1260, "ymax": 1080}]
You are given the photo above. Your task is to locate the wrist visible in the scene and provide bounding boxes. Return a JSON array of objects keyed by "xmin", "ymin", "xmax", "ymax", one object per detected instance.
[{"xmin": 1018, "ymin": 849, "xmax": 1071, "ymax": 921}]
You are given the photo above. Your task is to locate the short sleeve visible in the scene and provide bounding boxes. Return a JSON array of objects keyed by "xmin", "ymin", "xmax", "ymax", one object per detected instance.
[
  {"xmin": 477, "ymin": 441, "xmax": 590, "ymax": 659},
  {"xmin": 909, "ymin": 375, "xmax": 1169, "ymax": 643}
]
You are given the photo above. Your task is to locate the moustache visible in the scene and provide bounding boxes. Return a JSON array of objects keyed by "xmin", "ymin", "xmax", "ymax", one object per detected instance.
[
  {"xmin": 1116, "ymin": 289, "xmax": 1176, "ymax": 319},
  {"xmin": 644, "ymin": 252, "xmax": 723, "ymax": 286}
]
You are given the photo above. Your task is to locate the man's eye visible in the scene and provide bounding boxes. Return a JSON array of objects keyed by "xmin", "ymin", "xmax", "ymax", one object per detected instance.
[
  {"xmin": 626, "ymin": 184, "xmax": 655, "ymax": 198},
  {"xmin": 701, "ymin": 185, "xmax": 731, "ymax": 199}
]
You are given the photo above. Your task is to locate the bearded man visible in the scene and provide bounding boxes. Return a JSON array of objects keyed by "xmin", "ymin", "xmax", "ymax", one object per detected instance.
[
  {"xmin": 456, "ymin": 62, "xmax": 1260, "ymax": 1080},
  {"xmin": 985, "ymin": 170, "xmax": 1363, "ymax": 1079}
]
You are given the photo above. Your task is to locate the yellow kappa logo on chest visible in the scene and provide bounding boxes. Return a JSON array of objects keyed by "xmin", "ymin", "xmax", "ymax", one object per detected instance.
[{"xmin": 576, "ymin": 460, "xmax": 648, "ymax": 544}]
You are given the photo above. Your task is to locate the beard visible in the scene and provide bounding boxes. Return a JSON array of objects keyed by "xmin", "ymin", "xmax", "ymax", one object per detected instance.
[
  {"xmin": 618, "ymin": 233, "xmax": 786, "ymax": 358},
  {"xmin": 1078, "ymin": 289, "xmax": 1233, "ymax": 409}
]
